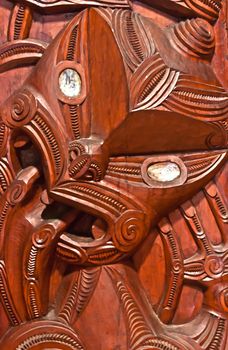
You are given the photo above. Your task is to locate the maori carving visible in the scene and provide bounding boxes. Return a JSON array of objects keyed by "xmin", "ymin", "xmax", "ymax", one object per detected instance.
[
  {"xmin": 169, "ymin": 18, "xmax": 215, "ymax": 60},
  {"xmin": 0, "ymin": 0, "xmax": 227, "ymax": 349},
  {"xmin": 163, "ymin": 75, "xmax": 228, "ymax": 120},
  {"xmin": 7, "ymin": 0, "xmax": 223, "ymax": 23},
  {"xmin": 1, "ymin": 320, "xmax": 85, "ymax": 350},
  {"xmin": 184, "ymin": 0, "xmax": 222, "ymax": 21},
  {"xmin": 8, "ymin": 5, "xmax": 33, "ymax": 41},
  {"xmin": 140, "ymin": 0, "xmax": 223, "ymax": 22},
  {"xmin": 0, "ymin": 261, "xmax": 21, "ymax": 326},
  {"xmin": 11, "ymin": 0, "xmax": 130, "ymax": 13},
  {"xmin": 58, "ymin": 267, "xmax": 101, "ymax": 323},
  {"xmin": 0, "ymin": 40, "xmax": 47, "ymax": 74}
]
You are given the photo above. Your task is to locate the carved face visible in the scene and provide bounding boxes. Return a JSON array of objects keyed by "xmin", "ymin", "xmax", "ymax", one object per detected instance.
[
  {"xmin": 0, "ymin": 8, "xmax": 227, "ymax": 275},
  {"xmin": 0, "ymin": 4, "xmax": 227, "ymax": 349}
]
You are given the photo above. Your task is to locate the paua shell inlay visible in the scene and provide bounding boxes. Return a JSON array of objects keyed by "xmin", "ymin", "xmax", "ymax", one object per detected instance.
[
  {"xmin": 147, "ymin": 162, "xmax": 181, "ymax": 182},
  {"xmin": 59, "ymin": 68, "xmax": 81, "ymax": 98}
]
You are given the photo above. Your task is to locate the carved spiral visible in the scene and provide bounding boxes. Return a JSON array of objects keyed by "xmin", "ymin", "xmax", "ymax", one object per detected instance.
[
  {"xmin": 206, "ymin": 129, "xmax": 227, "ymax": 149},
  {"xmin": 32, "ymin": 226, "xmax": 55, "ymax": 249},
  {"xmin": 171, "ymin": 18, "xmax": 215, "ymax": 59},
  {"xmin": 87, "ymin": 161, "xmax": 103, "ymax": 181},
  {"xmin": 69, "ymin": 141, "xmax": 86, "ymax": 156},
  {"xmin": 68, "ymin": 155, "xmax": 90, "ymax": 179},
  {"xmin": 69, "ymin": 155, "xmax": 103, "ymax": 182},
  {"xmin": 113, "ymin": 210, "xmax": 146, "ymax": 252},
  {"xmin": 6, "ymin": 181, "xmax": 26, "ymax": 205},
  {"xmin": 205, "ymin": 256, "xmax": 224, "ymax": 278},
  {"xmin": 12, "ymin": 96, "xmax": 30, "ymax": 121},
  {"xmin": 10, "ymin": 90, "xmax": 36, "ymax": 126},
  {"xmin": 219, "ymin": 288, "xmax": 228, "ymax": 313},
  {"xmin": 172, "ymin": 260, "xmax": 182, "ymax": 273}
]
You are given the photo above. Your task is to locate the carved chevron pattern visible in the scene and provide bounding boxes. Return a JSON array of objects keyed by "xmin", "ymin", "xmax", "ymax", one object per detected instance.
[
  {"xmin": 184, "ymin": 0, "xmax": 222, "ymax": 21},
  {"xmin": 130, "ymin": 53, "xmax": 180, "ymax": 110},
  {"xmin": 0, "ymin": 40, "xmax": 46, "ymax": 73},
  {"xmin": 0, "ymin": 159, "xmax": 13, "ymax": 194},
  {"xmin": 75, "ymin": 268, "xmax": 101, "ymax": 315},
  {"xmin": 107, "ymin": 268, "xmax": 187, "ymax": 350},
  {"xmin": 207, "ymin": 318, "xmax": 226, "ymax": 350},
  {"xmin": 164, "ymin": 76, "xmax": 228, "ymax": 120},
  {"xmin": 13, "ymin": 6, "xmax": 26, "ymax": 40},
  {"xmin": 112, "ymin": 9, "xmax": 156, "ymax": 71},
  {"xmin": 59, "ymin": 268, "xmax": 101, "ymax": 323},
  {"xmin": 116, "ymin": 280, "xmax": 155, "ymax": 349},
  {"xmin": 16, "ymin": 333, "xmax": 84, "ymax": 350},
  {"xmin": 31, "ymin": 114, "xmax": 62, "ymax": 174},
  {"xmin": 0, "ymin": 261, "xmax": 20, "ymax": 325},
  {"xmin": 67, "ymin": 25, "xmax": 79, "ymax": 61}
]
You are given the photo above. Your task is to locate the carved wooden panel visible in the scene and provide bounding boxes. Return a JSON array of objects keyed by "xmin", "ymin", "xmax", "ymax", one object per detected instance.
[{"xmin": 0, "ymin": 0, "xmax": 227, "ymax": 349}]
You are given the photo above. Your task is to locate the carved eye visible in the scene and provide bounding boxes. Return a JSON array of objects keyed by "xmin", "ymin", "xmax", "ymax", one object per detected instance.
[
  {"xmin": 147, "ymin": 162, "xmax": 181, "ymax": 183},
  {"xmin": 59, "ymin": 68, "xmax": 81, "ymax": 98},
  {"xmin": 141, "ymin": 156, "xmax": 187, "ymax": 188}
]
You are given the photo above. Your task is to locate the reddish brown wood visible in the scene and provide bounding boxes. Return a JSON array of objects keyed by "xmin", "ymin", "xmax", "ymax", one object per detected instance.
[{"xmin": 0, "ymin": 0, "xmax": 227, "ymax": 349}]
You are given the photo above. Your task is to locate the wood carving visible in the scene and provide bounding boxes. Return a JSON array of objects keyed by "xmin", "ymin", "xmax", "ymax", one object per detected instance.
[{"xmin": 0, "ymin": 0, "xmax": 227, "ymax": 349}]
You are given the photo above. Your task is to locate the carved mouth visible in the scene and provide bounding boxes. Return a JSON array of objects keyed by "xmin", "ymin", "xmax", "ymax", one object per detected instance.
[
  {"xmin": 11, "ymin": 132, "xmax": 102, "ymax": 246},
  {"xmin": 41, "ymin": 198, "xmax": 115, "ymax": 265},
  {"xmin": 56, "ymin": 233, "xmax": 122, "ymax": 265},
  {"xmin": 10, "ymin": 132, "xmax": 121, "ymax": 266}
]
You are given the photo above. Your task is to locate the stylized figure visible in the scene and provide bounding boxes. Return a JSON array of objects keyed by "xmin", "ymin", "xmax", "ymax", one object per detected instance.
[{"xmin": 0, "ymin": 1, "xmax": 227, "ymax": 349}]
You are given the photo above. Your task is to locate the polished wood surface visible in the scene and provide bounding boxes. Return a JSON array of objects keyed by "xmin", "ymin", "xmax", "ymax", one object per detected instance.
[{"xmin": 0, "ymin": 0, "xmax": 227, "ymax": 349}]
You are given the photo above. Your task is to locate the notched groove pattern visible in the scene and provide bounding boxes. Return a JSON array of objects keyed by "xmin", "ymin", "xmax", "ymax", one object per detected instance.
[
  {"xmin": 16, "ymin": 333, "xmax": 84, "ymax": 350},
  {"xmin": 67, "ymin": 26, "xmax": 78, "ymax": 61},
  {"xmin": 0, "ymin": 261, "xmax": 20, "ymax": 325},
  {"xmin": 14, "ymin": 6, "xmax": 25, "ymax": 40},
  {"xmin": 33, "ymin": 115, "xmax": 61, "ymax": 174}
]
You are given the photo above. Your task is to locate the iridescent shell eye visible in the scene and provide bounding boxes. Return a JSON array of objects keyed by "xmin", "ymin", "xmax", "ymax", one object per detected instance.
[
  {"xmin": 141, "ymin": 156, "xmax": 187, "ymax": 188},
  {"xmin": 59, "ymin": 68, "xmax": 81, "ymax": 98},
  {"xmin": 147, "ymin": 162, "xmax": 181, "ymax": 183}
]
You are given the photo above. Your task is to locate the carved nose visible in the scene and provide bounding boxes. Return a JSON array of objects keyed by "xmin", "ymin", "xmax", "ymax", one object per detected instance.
[{"xmin": 68, "ymin": 137, "xmax": 108, "ymax": 181}]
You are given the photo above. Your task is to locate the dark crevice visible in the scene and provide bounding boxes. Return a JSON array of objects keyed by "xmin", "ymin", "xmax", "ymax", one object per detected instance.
[
  {"xmin": 65, "ymin": 212, "xmax": 96, "ymax": 240},
  {"xmin": 42, "ymin": 202, "xmax": 104, "ymax": 241},
  {"xmin": 14, "ymin": 135, "xmax": 42, "ymax": 171}
]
